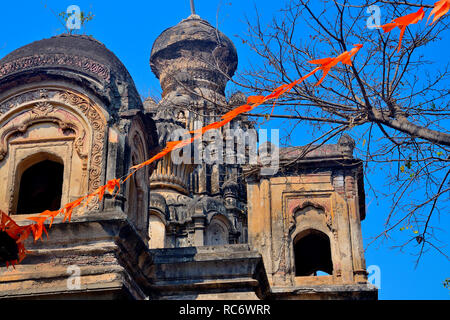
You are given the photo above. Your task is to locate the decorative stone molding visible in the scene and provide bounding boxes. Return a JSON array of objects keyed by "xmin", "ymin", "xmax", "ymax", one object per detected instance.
[
  {"xmin": 338, "ymin": 133, "xmax": 356, "ymax": 156},
  {"xmin": 55, "ymin": 90, "xmax": 106, "ymax": 194},
  {"xmin": 0, "ymin": 88, "xmax": 107, "ymax": 197},
  {"xmin": 0, "ymin": 102, "xmax": 88, "ymax": 162},
  {"xmin": 150, "ymin": 154, "xmax": 193, "ymax": 195},
  {"xmin": 126, "ymin": 119, "xmax": 151, "ymax": 234},
  {"xmin": 287, "ymin": 196, "xmax": 335, "ymax": 233},
  {"xmin": 7, "ymin": 141, "xmax": 73, "ymax": 214},
  {"xmin": 149, "ymin": 193, "xmax": 169, "ymax": 220},
  {"xmin": 0, "ymin": 54, "xmax": 111, "ymax": 81}
]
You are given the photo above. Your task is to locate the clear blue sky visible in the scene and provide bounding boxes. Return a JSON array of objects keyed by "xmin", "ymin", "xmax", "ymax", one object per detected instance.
[{"xmin": 0, "ymin": 0, "xmax": 448, "ymax": 299}]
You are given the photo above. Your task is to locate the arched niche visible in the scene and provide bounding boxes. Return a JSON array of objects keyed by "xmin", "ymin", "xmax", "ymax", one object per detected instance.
[
  {"xmin": 0, "ymin": 87, "xmax": 107, "ymax": 215},
  {"xmin": 148, "ymin": 210, "xmax": 166, "ymax": 249},
  {"xmin": 206, "ymin": 215, "xmax": 230, "ymax": 246},
  {"xmin": 9, "ymin": 149, "xmax": 72, "ymax": 216},
  {"xmin": 289, "ymin": 205, "xmax": 339, "ymax": 283},
  {"xmin": 125, "ymin": 117, "xmax": 151, "ymax": 235}
]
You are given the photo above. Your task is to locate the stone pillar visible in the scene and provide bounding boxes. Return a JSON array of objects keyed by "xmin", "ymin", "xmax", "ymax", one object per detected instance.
[
  {"xmin": 104, "ymin": 127, "xmax": 124, "ymax": 210},
  {"xmin": 247, "ymin": 178, "xmax": 273, "ymax": 283},
  {"xmin": 193, "ymin": 204, "xmax": 206, "ymax": 246},
  {"xmin": 333, "ymin": 170, "xmax": 354, "ymax": 283},
  {"xmin": 193, "ymin": 216, "xmax": 206, "ymax": 246},
  {"xmin": 347, "ymin": 170, "xmax": 368, "ymax": 283},
  {"xmin": 197, "ymin": 165, "xmax": 207, "ymax": 194},
  {"xmin": 211, "ymin": 164, "xmax": 220, "ymax": 195}
]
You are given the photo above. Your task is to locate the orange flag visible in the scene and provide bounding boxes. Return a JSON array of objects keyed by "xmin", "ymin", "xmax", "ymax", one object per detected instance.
[
  {"xmin": 428, "ymin": 0, "xmax": 450, "ymax": 24},
  {"xmin": 308, "ymin": 44, "xmax": 363, "ymax": 86},
  {"xmin": 27, "ymin": 216, "xmax": 49, "ymax": 241},
  {"xmin": 379, "ymin": 7, "xmax": 425, "ymax": 52},
  {"xmin": 38, "ymin": 209, "xmax": 61, "ymax": 228},
  {"xmin": 0, "ymin": 210, "xmax": 31, "ymax": 267}
]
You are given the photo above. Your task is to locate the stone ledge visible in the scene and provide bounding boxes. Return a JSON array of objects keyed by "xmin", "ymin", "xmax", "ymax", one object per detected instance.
[
  {"xmin": 145, "ymin": 244, "xmax": 270, "ymax": 299},
  {"xmin": 0, "ymin": 272, "xmax": 126, "ymax": 299},
  {"xmin": 149, "ymin": 244, "xmax": 258, "ymax": 263},
  {"xmin": 10, "ymin": 208, "xmax": 127, "ymax": 227},
  {"xmin": 270, "ymin": 283, "xmax": 378, "ymax": 300}
]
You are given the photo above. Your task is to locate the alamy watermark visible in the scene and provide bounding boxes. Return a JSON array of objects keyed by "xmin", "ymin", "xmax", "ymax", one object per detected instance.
[
  {"xmin": 366, "ymin": 5, "xmax": 381, "ymax": 30},
  {"xmin": 367, "ymin": 264, "xmax": 381, "ymax": 289},
  {"xmin": 169, "ymin": 121, "xmax": 280, "ymax": 175},
  {"xmin": 66, "ymin": 5, "xmax": 81, "ymax": 31},
  {"xmin": 67, "ymin": 264, "xmax": 81, "ymax": 290}
]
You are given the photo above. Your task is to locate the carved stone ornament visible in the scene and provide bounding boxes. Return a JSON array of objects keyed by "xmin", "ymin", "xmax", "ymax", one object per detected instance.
[
  {"xmin": 0, "ymin": 102, "xmax": 88, "ymax": 161},
  {"xmin": 0, "ymin": 54, "xmax": 111, "ymax": 81},
  {"xmin": 287, "ymin": 198, "xmax": 334, "ymax": 233},
  {"xmin": 0, "ymin": 88, "xmax": 107, "ymax": 196}
]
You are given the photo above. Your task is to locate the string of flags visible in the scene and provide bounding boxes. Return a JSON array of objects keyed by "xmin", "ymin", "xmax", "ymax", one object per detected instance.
[{"xmin": 1, "ymin": 2, "xmax": 448, "ymax": 268}]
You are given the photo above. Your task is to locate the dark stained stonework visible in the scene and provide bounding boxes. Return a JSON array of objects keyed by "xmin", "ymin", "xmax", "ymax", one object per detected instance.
[
  {"xmin": 0, "ymin": 54, "xmax": 111, "ymax": 81},
  {"xmin": 2, "ymin": 34, "xmax": 119, "ymax": 82},
  {"xmin": 151, "ymin": 15, "xmax": 238, "ymax": 77},
  {"xmin": 150, "ymin": 14, "xmax": 238, "ymax": 97},
  {"xmin": 0, "ymin": 34, "xmax": 143, "ymax": 116}
]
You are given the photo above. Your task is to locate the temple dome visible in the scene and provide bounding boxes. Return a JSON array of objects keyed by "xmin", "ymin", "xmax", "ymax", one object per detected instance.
[
  {"xmin": 0, "ymin": 34, "xmax": 142, "ymax": 112},
  {"xmin": 150, "ymin": 15, "xmax": 238, "ymax": 96}
]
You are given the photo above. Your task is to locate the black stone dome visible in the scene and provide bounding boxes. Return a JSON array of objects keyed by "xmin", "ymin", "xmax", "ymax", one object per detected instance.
[
  {"xmin": 150, "ymin": 15, "xmax": 238, "ymax": 80},
  {"xmin": 0, "ymin": 34, "xmax": 134, "ymax": 84},
  {"xmin": 0, "ymin": 34, "xmax": 142, "ymax": 112}
]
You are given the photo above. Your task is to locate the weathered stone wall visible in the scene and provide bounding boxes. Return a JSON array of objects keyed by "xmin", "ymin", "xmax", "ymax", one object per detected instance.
[
  {"xmin": 0, "ymin": 211, "xmax": 146, "ymax": 299},
  {"xmin": 246, "ymin": 160, "xmax": 377, "ymax": 299}
]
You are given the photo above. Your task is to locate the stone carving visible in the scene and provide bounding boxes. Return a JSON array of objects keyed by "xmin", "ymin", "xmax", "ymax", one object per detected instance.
[
  {"xmin": 31, "ymin": 102, "xmax": 55, "ymax": 117},
  {"xmin": 0, "ymin": 90, "xmax": 56, "ymax": 116},
  {"xmin": 0, "ymin": 54, "xmax": 111, "ymax": 81},
  {"xmin": 338, "ymin": 133, "xmax": 356, "ymax": 156},
  {"xmin": 0, "ymin": 88, "xmax": 106, "ymax": 197},
  {"xmin": 149, "ymin": 192, "xmax": 169, "ymax": 218},
  {"xmin": 0, "ymin": 102, "xmax": 87, "ymax": 161},
  {"xmin": 287, "ymin": 198, "xmax": 332, "ymax": 233},
  {"xmin": 57, "ymin": 90, "xmax": 106, "ymax": 194}
]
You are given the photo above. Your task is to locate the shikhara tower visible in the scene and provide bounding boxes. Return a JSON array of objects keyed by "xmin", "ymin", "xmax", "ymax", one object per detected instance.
[
  {"xmin": 146, "ymin": 14, "xmax": 250, "ymax": 249},
  {"xmin": 0, "ymin": 11, "xmax": 377, "ymax": 299}
]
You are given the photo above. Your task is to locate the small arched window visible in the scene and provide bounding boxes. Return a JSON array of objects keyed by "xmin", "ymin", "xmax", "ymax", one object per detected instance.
[
  {"xmin": 16, "ymin": 160, "xmax": 64, "ymax": 214},
  {"xmin": 294, "ymin": 229, "xmax": 333, "ymax": 276}
]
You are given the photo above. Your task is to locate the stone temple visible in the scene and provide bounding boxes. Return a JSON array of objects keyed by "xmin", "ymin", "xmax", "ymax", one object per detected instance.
[{"xmin": 0, "ymin": 14, "xmax": 377, "ymax": 299}]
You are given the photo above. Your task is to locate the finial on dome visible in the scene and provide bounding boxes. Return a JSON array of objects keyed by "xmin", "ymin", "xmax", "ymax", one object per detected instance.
[
  {"xmin": 190, "ymin": 0, "xmax": 196, "ymax": 15},
  {"xmin": 188, "ymin": 0, "xmax": 200, "ymax": 19}
]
